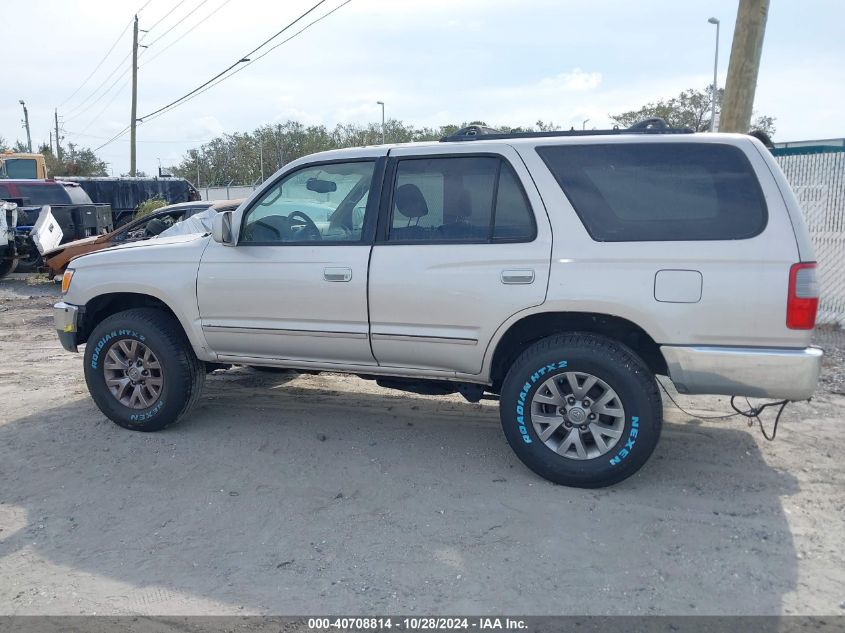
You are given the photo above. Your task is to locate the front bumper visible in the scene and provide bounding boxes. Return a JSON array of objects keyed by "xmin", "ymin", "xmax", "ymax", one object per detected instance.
[
  {"xmin": 54, "ymin": 301, "xmax": 81, "ymax": 352},
  {"xmin": 661, "ymin": 345, "xmax": 823, "ymax": 401}
]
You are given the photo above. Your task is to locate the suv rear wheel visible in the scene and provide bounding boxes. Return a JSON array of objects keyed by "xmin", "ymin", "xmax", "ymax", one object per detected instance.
[
  {"xmin": 83, "ymin": 308, "xmax": 205, "ymax": 432},
  {"xmin": 499, "ymin": 333, "xmax": 661, "ymax": 488}
]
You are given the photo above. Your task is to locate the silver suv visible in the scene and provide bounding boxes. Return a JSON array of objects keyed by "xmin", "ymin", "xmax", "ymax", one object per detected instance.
[{"xmin": 53, "ymin": 123, "xmax": 822, "ymax": 488}]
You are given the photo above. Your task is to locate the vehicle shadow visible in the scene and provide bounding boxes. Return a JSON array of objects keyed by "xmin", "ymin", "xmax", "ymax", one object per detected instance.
[{"xmin": 0, "ymin": 369, "xmax": 800, "ymax": 615}]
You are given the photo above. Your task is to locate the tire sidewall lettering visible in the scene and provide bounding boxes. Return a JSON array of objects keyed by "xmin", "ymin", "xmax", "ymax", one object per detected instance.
[
  {"xmin": 516, "ymin": 360, "xmax": 568, "ymax": 444},
  {"xmin": 608, "ymin": 415, "xmax": 639, "ymax": 466},
  {"xmin": 90, "ymin": 330, "xmax": 146, "ymax": 369}
]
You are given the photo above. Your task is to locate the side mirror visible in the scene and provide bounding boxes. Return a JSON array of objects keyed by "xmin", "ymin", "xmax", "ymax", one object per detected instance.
[{"xmin": 211, "ymin": 210, "xmax": 234, "ymax": 245}]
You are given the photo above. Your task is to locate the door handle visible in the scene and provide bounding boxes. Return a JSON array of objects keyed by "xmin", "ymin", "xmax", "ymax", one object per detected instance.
[
  {"xmin": 323, "ymin": 267, "xmax": 352, "ymax": 282},
  {"xmin": 501, "ymin": 269, "xmax": 535, "ymax": 284}
]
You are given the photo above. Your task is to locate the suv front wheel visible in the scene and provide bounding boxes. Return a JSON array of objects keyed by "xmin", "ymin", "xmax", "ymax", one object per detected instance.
[
  {"xmin": 500, "ymin": 333, "xmax": 662, "ymax": 488},
  {"xmin": 83, "ymin": 308, "xmax": 205, "ymax": 432}
]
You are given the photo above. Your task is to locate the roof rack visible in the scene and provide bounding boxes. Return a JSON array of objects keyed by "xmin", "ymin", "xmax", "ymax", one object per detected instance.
[{"xmin": 440, "ymin": 117, "xmax": 694, "ymax": 142}]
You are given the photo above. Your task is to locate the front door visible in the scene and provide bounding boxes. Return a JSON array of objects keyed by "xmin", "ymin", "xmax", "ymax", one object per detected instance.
[
  {"xmin": 368, "ymin": 145, "xmax": 552, "ymax": 375},
  {"xmin": 197, "ymin": 158, "xmax": 383, "ymax": 365}
]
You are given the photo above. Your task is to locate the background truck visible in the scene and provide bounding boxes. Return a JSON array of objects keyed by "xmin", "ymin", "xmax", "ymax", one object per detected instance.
[
  {"xmin": 0, "ymin": 151, "xmax": 48, "ymax": 179},
  {"xmin": 0, "ymin": 179, "xmax": 112, "ymax": 272}
]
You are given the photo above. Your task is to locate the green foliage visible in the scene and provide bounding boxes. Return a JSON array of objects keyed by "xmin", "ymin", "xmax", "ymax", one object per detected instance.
[
  {"xmin": 173, "ymin": 119, "xmax": 567, "ymax": 186},
  {"xmin": 38, "ymin": 142, "xmax": 109, "ymax": 177},
  {"xmin": 610, "ymin": 85, "xmax": 776, "ymax": 136},
  {"xmin": 134, "ymin": 197, "xmax": 168, "ymax": 219}
]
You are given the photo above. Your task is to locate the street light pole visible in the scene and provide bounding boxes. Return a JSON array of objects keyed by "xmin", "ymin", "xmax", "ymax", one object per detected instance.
[
  {"xmin": 376, "ymin": 101, "xmax": 385, "ymax": 144},
  {"xmin": 582, "ymin": 118, "xmax": 590, "ymax": 130},
  {"xmin": 708, "ymin": 17, "xmax": 720, "ymax": 132}
]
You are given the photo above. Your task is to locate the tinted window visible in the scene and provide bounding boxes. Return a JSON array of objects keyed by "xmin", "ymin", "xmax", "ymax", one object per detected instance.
[
  {"xmin": 241, "ymin": 161, "xmax": 375, "ymax": 244},
  {"xmin": 493, "ymin": 163, "xmax": 535, "ymax": 240},
  {"xmin": 537, "ymin": 143, "xmax": 767, "ymax": 241},
  {"xmin": 389, "ymin": 157, "xmax": 535, "ymax": 243}
]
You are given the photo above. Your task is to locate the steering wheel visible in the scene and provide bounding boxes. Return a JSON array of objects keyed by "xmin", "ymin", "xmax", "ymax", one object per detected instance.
[
  {"xmin": 245, "ymin": 219, "xmax": 282, "ymax": 241},
  {"xmin": 288, "ymin": 211, "xmax": 322, "ymax": 241}
]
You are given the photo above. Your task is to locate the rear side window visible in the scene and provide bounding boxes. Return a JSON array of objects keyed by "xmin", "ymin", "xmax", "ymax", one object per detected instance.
[
  {"xmin": 388, "ymin": 156, "xmax": 536, "ymax": 243},
  {"xmin": 536, "ymin": 142, "xmax": 767, "ymax": 241}
]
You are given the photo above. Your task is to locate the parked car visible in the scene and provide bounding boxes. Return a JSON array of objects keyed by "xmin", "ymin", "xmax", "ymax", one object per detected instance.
[
  {"xmin": 52, "ymin": 122, "xmax": 822, "ymax": 488},
  {"xmin": 43, "ymin": 199, "xmax": 243, "ymax": 277},
  {"xmin": 0, "ymin": 179, "xmax": 113, "ymax": 272}
]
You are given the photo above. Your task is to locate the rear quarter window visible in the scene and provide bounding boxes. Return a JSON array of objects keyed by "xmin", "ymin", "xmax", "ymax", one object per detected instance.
[{"xmin": 536, "ymin": 142, "xmax": 767, "ymax": 241}]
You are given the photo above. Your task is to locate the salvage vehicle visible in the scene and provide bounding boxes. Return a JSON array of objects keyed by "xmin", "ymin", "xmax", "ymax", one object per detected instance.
[
  {"xmin": 60, "ymin": 176, "xmax": 201, "ymax": 226},
  {"xmin": 0, "ymin": 151, "xmax": 48, "ymax": 179},
  {"xmin": 53, "ymin": 121, "xmax": 823, "ymax": 488},
  {"xmin": 0, "ymin": 201, "xmax": 20, "ymax": 278},
  {"xmin": 44, "ymin": 198, "xmax": 243, "ymax": 277},
  {"xmin": 0, "ymin": 179, "xmax": 112, "ymax": 272}
]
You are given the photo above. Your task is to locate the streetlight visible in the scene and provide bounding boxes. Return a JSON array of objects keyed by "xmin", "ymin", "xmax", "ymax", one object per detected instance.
[
  {"xmin": 582, "ymin": 118, "xmax": 590, "ymax": 130},
  {"xmin": 376, "ymin": 101, "xmax": 385, "ymax": 144},
  {"xmin": 708, "ymin": 17, "xmax": 720, "ymax": 132}
]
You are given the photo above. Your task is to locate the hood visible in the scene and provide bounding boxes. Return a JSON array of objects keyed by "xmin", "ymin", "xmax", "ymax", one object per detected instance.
[
  {"xmin": 42, "ymin": 234, "xmax": 101, "ymax": 256},
  {"xmin": 70, "ymin": 232, "xmax": 210, "ymax": 270}
]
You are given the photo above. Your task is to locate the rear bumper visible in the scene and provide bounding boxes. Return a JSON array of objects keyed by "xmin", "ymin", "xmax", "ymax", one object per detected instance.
[
  {"xmin": 661, "ymin": 345, "xmax": 823, "ymax": 401},
  {"xmin": 54, "ymin": 301, "xmax": 80, "ymax": 352}
]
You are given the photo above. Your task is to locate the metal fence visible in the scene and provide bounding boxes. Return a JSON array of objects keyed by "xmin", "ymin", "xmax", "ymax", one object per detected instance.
[
  {"xmin": 773, "ymin": 146, "xmax": 845, "ymax": 326},
  {"xmin": 199, "ymin": 185, "xmax": 257, "ymax": 201}
]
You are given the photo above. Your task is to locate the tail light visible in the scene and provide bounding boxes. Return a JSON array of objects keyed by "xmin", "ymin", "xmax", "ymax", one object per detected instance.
[{"xmin": 787, "ymin": 263, "xmax": 819, "ymax": 329}]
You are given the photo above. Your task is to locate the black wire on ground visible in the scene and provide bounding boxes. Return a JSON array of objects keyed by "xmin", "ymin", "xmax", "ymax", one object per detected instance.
[{"xmin": 655, "ymin": 377, "xmax": 790, "ymax": 441}]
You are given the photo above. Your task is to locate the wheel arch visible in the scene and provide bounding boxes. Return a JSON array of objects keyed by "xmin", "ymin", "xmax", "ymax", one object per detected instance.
[
  {"xmin": 487, "ymin": 311, "xmax": 668, "ymax": 392},
  {"xmin": 78, "ymin": 292, "xmax": 208, "ymax": 359}
]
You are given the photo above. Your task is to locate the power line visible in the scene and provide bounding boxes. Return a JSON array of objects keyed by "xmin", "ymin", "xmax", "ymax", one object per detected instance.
[
  {"xmin": 58, "ymin": 0, "xmax": 154, "ymax": 110},
  {"xmin": 144, "ymin": 0, "xmax": 211, "ymax": 48},
  {"xmin": 143, "ymin": 0, "xmax": 186, "ymax": 33},
  {"xmin": 93, "ymin": 0, "xmax": 351, "ymax": 150},
  {"xmin": 141, "ymin": 0, "xmax": 352, "ymax": 124},
  {"xmin": 138, "ymin": 0, "xmax": 329, "ymax": 122},
  {"xmin": 140, "ymin": 0, "xmax": 232, "ymax": 68}
]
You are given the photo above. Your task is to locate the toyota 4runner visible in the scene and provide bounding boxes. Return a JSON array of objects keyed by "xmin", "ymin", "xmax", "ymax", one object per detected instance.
[{"xmin": 53, "ymin": 123, "xmax": 823, "ymax": 487}]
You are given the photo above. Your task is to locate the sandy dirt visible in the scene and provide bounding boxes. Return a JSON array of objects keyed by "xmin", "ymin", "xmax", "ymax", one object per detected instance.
[{"xmin": 0, "ymin": 274, "xmax": 844, "ymax": 616}]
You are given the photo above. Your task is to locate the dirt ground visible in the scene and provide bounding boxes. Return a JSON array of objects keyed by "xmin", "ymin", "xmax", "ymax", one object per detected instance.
[{"xmin": 1, "ymin": 274, "xmax": 844, "ymax": 616}]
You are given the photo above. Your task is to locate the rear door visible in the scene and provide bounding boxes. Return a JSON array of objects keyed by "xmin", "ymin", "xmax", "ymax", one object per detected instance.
[{"xmin": 367, "ymin": 143, "xmax": 552, "ymax": 375}]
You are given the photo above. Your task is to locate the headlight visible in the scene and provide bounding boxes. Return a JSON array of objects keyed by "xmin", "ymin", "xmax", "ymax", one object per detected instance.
[{"xmin": 61, "ymin": 269, "xmax": 74, "ymax": 294}]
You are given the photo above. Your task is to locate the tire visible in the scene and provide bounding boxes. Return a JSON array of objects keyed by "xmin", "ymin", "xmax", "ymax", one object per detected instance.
[
  {"xmin": 499, "ymin": 333, "xmax": 662, "ymax": 488},
  {"xmin": 83, "ymin": 308, "xmax": 205, "ymax": 432},
  {"xmin": 0, "ymin": 257, "xmax": 17, "ymax": 279},
  {"xmin": 14, "ymin": 250, "xmax": 42, "ymax": 274}
]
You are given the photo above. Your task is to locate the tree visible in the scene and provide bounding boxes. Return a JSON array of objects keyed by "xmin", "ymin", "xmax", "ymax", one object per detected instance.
[
  {"xmin": 610, "ymin": 85, "xmax": 776, "ymax": 136},
  {"xmin": 38, "ymin": 143, "xmax": 109, "ymax": 177}
]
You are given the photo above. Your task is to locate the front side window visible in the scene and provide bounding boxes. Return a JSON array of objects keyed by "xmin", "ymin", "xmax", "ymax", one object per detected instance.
[
  {"xmin": 241, "ymin": 161, "xmax": 375, "ymax": 243},
  {"xmin": 388, "ymin": 156, "xmax": 535, "ymax": 243},
  {"xmin": 4, "ymin": 159, "xmax": 38, "ymax": 179}
]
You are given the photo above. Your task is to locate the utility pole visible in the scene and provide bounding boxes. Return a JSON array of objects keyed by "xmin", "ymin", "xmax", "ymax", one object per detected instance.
[
  {"xmin": 720, "ymin": 0, "xmax": 769, "ymax": 133},
  {"xmin": 130, "ymin": 14, "xmax": 139, "ymax": 176},
  {"xmin": 19, "ymin": 100, "xmax": 32, "ymax": 152},
  {"xmin": 54, "ymin": 108, "xmax": 62, "ymax": 160}
]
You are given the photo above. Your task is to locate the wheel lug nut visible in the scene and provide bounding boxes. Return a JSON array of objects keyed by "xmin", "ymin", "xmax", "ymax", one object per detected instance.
[
  {"xmin": 582, "ymin": 399, "xmax": 591, "ymax": 407},
  {"xmin": 580, "ymin": 424, "xmax": 588, "ymax": 430},
  {"xmin": 589, "ymin": 413, "xmax": 596, "ymax": 420},
  {"xmin": 567, "ymin": 397, "xmax": 576, "ymax": 405}
]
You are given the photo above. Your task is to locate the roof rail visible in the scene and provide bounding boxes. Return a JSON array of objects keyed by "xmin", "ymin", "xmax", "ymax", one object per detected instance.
[{"xmin": 440, "ymin": 118, "xmax": 693, "ymax": 142}]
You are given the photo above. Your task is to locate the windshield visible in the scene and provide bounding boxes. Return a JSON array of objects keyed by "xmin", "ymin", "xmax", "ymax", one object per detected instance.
[{"xmin": 2, "ymin": 159, "xmax": 38, "ymax": 179}]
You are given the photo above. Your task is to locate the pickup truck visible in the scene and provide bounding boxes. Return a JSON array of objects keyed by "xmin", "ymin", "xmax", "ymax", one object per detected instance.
[{"xmin": 52, "ymin": 123, "xmax": 823, "ymax": 488}]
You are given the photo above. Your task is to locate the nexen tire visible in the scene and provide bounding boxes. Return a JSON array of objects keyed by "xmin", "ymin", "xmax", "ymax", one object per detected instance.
[
  {"xmin": 499, "ymin": 333, "xmax": 662, "ymax": 488},
  {"xmin": 83, "ymin": 308, "xmax": 205, "ymax": 432}
]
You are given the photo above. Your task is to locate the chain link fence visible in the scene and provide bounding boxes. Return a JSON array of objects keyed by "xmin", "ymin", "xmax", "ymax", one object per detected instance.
[{"xmin": 773, "ymin": 146, "xmax": 845, "ymax": 327}]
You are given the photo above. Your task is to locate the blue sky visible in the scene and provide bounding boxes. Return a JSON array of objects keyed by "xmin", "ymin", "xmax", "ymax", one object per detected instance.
[{"xmin": 4, "ymin": 0, "xmax": 844, "ymax": 175}]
